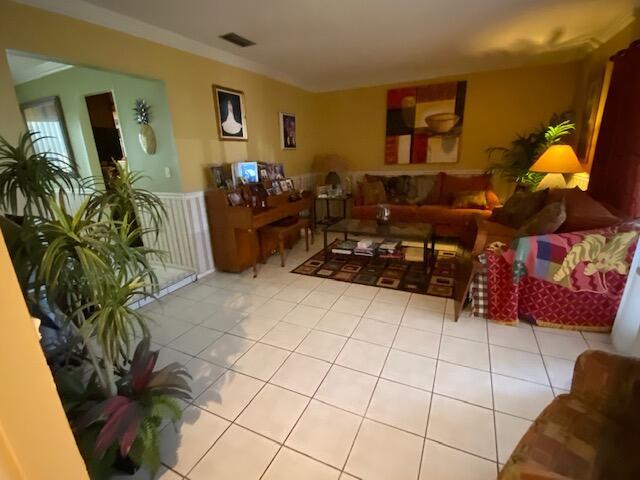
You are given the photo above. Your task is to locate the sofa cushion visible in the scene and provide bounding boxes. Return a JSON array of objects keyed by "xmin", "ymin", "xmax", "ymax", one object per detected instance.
[
  {"xmin": 547, "ymin": 188, "xmax": 622, "ymax": 233},
  {"xmin": 438, "ymin": 172, "xmax": 493, "ymax": 204},
  {"xmin": 490, "ymin": 189, "xmax": 549, "ymax": 228},
  {"xmin": 361, "ymin": 180, "xmax": 387, "ymax": 205},
  {"xmin": 515, "ymin": 200, "xmax": 567, "ymax": 237},
  {"xmin": 500, "ymin": 395, "xmax": 620, "ymax": 480},
  {"xmin": 451, "ymin": 190, "xmax": 488, "ymax": 209},
  {"xmin": 416, "ymin": 205, "xmax": 491, "ymax": 225}
]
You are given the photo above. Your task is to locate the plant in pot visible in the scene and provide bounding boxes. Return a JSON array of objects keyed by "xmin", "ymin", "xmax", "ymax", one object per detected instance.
[
  {"xmin": 0, "ymin": 131, "xmax": 188, "ymax": 477},
  {"xmin": 486, "ymin": 113, "xmax": 575, "ymax": 190},
  {"xmin": 57, "ymin": 338, "xmax": 191, "ymax": 479}
]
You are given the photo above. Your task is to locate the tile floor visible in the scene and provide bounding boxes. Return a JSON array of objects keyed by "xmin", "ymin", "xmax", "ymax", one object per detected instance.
[{"xmin": 130, "ymin": 236, "xmax": 618, "ymax": 480}]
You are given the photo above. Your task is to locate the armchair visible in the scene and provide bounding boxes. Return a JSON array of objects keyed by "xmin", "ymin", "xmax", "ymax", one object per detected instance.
[{"xmin": 500, "ymin": 350, "xmax": 640, "ymax": 479}]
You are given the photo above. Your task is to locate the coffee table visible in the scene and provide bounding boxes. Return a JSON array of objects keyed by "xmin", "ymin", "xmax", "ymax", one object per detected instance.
[{"xmin": 322, "ymin": 219, "xmax": 436, "ymax": 272}]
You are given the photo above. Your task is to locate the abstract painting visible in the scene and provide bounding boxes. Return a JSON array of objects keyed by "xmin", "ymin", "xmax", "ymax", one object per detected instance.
[{"xmin": 385, "ymin": 81, "xmax": 467, "ymax": 164}]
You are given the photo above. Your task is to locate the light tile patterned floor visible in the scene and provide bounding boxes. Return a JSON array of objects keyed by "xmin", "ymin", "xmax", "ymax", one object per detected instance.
[{"xmin": 128, "ymin": 237, "xmax": 617, "ymax": 480}]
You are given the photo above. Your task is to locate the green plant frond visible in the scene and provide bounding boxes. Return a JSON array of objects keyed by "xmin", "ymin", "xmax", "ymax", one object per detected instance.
[{"xmin": 0, "ymin": 131, "xmax": 78, "ymax": 216}]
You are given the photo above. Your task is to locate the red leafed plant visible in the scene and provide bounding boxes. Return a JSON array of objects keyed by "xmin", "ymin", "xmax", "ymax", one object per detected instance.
[{"xmin": 57, "ymin": 338, "xmax": 191, "ymax": 479}]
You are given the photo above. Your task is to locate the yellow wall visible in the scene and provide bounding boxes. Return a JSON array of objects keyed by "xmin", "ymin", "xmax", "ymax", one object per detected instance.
[
  {"xmin": 0, "ymin": 231, "xmax": 88, "ymax": 480},
  {"xmin": 0, "ymin": 0, "xmax": 319, "ymax": 192},
  {"xmin": 315, "ymin": 62, "xmax": 580, "ymax": 173}
]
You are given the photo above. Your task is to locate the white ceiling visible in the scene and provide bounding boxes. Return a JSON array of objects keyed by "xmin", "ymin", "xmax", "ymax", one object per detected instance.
[
  {"xmin": 6, "ymin": 52, "xmax": 72, "ymax": 84},
  {"xmin": 15, "ymin": 0, "xmax": 640, "ymax": 91}
]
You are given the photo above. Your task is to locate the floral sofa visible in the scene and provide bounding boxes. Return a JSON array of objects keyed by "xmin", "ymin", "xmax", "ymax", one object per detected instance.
[
  {"xmin": 500, "ymin": 350, "xmax": 640, "ymax": 479},
  {"xmin": 351, "ymin": 172, "xmax": 500, "ymax": 237}
]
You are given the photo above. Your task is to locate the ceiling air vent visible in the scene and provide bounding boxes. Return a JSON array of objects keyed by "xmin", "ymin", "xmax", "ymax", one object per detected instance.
[{"xmin": 219, "ymin": 32, "xmax": 255, "ymax": 47}]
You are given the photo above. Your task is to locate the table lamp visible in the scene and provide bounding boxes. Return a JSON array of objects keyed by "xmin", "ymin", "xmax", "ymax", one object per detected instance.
[{"xmin": 530, "ymin": 144, "xmax": 583, "ymax": 190}]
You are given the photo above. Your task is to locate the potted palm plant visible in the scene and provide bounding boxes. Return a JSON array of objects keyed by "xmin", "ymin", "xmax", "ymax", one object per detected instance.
[
  {"xmin": 0, "ymin": 131, "xmax": 188, "ymax": 478},
  {"xmin": 486, "ymin": 113, "xmax": 575, "ymax": 190}
]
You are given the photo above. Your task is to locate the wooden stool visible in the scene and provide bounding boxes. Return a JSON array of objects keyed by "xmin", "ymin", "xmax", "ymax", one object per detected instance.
[{"xmin": 260, "ymin": 219, "xmax": 312, "ymax": 267}]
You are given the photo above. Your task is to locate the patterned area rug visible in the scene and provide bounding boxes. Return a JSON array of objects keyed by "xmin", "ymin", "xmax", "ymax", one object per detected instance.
[{"xmin": 292, "ymin": 241, "xmax": 457, "ymax": 297}]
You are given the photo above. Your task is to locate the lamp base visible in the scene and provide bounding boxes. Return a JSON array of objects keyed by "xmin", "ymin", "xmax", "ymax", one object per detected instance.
[{"xmin": 535, "ymin": 173, "xmax": 568, "ymax": 191}]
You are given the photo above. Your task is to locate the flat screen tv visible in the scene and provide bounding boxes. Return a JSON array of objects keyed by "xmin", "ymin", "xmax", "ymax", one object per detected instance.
[{"xmin": 233, "ymin": 161, "xmax": 259, "ymax": 184}]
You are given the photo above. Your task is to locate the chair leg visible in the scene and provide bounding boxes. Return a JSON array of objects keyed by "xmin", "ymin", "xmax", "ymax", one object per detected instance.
[
  {"xmin": 279, "ymin": 237, "xmax": 285, "ymax": 267},
  {"xmin": 305, "ymin": 227, "xmax": 309, "ymax": 251}
]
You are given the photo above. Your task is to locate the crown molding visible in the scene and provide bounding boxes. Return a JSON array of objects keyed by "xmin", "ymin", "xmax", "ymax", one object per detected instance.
[{"xmin": 13, "ymin": 0, "xmax": 310, "ymax": 91}]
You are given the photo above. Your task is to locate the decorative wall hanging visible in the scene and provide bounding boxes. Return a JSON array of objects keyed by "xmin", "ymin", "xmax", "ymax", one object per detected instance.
[
  {"xmin": 213, "ymin": 85, "xmax": 248, "ymax": 141},
  {"xmin": 133, "ymin": 98, "xmax": 157, "ymax": 155},
  {"xmin": 279, "ymin": 112, "xmax": 296, "ymax": 149},
  {"xmin": 576, "ymin": 65, "xmax": 608, "ymax": 166},
  {"xmin": 385, "ymin": 81, "xmax": 467, "ymax": 164}
]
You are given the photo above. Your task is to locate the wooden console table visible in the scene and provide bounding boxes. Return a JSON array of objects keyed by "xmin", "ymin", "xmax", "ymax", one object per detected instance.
[{"xmin": 204, "ymin": 189, "xmax": 313, "ymax": 273}]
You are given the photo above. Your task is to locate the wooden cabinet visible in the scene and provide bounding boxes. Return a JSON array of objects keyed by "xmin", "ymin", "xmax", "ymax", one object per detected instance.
[{"xmin": 204, "ymin": 189, "xmax": 313, "ymax": 273}]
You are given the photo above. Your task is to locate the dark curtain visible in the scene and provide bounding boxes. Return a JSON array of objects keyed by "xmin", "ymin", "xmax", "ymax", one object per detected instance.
[{"xmin": 588, "ymin": 40, "xmax": 640, "ymax": 218}]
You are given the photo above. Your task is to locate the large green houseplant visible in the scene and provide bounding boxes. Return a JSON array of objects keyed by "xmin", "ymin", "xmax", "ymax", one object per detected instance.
[
  {"xmin": 0, "ymin": 131, "xmax": 189, "ymax": 477},
  {"xmin": 486, "ymin": 113, "xmax": 575, "ymax": 190}
]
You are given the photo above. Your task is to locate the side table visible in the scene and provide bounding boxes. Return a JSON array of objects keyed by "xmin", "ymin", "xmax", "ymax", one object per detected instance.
[{"xmin": 314, "ymin": 194, "xmax": 352, "ymax": 229}]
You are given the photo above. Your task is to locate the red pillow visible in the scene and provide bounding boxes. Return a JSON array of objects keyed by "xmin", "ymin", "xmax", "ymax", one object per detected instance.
[
  {"xmin": 547, "ymin": 187, "xmax": 621, "ymax": 232},
  {"xmin": 439, "ymin": 173, "xmax": 493, "ymax": 205}
]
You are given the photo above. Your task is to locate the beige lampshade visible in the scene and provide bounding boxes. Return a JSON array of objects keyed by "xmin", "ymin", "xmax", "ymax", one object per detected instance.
[{"xmin": 530, "ymin": 145, "xmax": 583, "ymax": 173}]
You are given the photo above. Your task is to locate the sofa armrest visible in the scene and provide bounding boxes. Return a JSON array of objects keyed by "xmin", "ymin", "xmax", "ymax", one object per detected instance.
[
  {"xmin": 570, "ymin": 350, "xmax": 640, "ymax": 424},
  {"xmin": 471, "ymin": 216, "xmax": 517, "ymax": 256}
]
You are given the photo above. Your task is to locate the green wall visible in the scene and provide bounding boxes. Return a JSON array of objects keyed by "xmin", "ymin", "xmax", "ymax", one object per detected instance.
[{"xmin": 15, "ymin": 66, "xmax": 181, "ymax": 193}]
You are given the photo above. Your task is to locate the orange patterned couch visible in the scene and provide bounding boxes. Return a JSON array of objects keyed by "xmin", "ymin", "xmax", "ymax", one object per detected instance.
[
  {"xmin": 351, "ymin": 172, "xmax": 499, "ymax": 237},
  {"xmin": 500, "ymin": 350, "xmax": 640, "ymax": 479}
]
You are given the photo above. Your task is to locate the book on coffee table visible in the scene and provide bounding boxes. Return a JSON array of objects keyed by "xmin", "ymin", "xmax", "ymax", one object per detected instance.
[{"xmin": 332, "ymin": 240, "xmax": 357, "ymax": 255}]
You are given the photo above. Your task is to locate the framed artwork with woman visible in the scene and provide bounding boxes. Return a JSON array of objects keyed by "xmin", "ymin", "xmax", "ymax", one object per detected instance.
[{"xmin": 213, "ymin": 85, "xmax": 248, "ymax": 140}]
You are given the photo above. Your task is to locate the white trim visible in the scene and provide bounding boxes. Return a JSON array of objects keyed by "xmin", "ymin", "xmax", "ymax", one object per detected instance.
[
  {"xmin": 349, "ymin": 169, "xmax": 485, "ymax": 178},
  {"xmin": 14, "ymin": 0, "xmax": 307, "ymax": 90}
]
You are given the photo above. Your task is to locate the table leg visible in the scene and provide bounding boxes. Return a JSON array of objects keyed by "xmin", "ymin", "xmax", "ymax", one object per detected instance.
[
  {"xmin": 323, "ymin": 228, "xmax": 328, "ymax": 262},
  {"xmin": 423, "ymin": 239, "xmax": 429, "ymax": 274},
  {"xmin": 326, "ymin": 199, "xmax": 330, "ymax": 224},
  {"xmin": 342, "ymin": 198, "xmax": 346, "ymax": 219}
]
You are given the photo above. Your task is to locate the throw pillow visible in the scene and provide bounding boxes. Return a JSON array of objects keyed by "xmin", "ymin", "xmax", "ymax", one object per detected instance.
[
  {"xmin": 439, "ymin": 173, "xmax": 493, "ymax": 204},
  {"xmin": 451, "ymin": 190, "xmax": 488, "ymax": 209},
  {"xmin": 485, "ymin": 190, "xmax": 501, "ymax": 209},
  {"xmin": 515, "ymin": 200, "xmax": 567, "ymax": 237},
  {"xmin": 489, "ymin": 189, "xmax": 549, "ymax": 228},
  {"xmin": 362, "ymin": 180, "xmax": 388, "ymax": 205},
  {"xmin": 546, "ymin": 187, "xmax": 622, "ymax": 232},
  {"xmin": 418, "ymin": 172, "xmax": 444, "ymax": 204}
]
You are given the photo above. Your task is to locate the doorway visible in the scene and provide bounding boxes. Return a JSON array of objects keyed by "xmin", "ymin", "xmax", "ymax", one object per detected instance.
[{"xmin": 85, "ymin": 91, "xmax": 126, "ymax": 185}]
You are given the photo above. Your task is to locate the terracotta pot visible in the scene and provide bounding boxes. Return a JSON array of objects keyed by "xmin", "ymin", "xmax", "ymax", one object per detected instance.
[{"xmin": 138, "ymin": 124, "xmax": 156, "ymax": 154}]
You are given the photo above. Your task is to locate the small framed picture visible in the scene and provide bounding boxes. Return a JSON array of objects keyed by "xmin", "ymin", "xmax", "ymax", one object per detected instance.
[
  {"xmin": 274, "ymin": 163, "xmax": 285, "ymax": 179},
  {"xmin": 272, "ymin": 182, "xmax": 282, "ymax": 195},
  {"xmin": 279, "ymin": 112, "xmax": 296, "ymax": 149},
  {"xmin": 279, "ymin": 179, "xmax": 290, "ymax": 192},
  {"xmin": 209, "ymin": 165, "xmax": 225, "ymax": 189},
  {"xmin": 285, "ymin": 178, "xmax": 295, "ymax": 191},
  {"xmin": 227, "ymin": 191, "xmax": 244, "ymax": 206},
  {"xmin": 213, "ymin": 85, "xmax": 248, "ymax": 141},
  {"xmin": 258, "ymin": 163, "xmax": 269, "ymax": 181}
]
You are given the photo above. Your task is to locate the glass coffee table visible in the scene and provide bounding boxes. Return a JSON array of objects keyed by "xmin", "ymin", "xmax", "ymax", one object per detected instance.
[{"xmin": 322, "ymin": 219, "xmax": 436, "ymax": 272}]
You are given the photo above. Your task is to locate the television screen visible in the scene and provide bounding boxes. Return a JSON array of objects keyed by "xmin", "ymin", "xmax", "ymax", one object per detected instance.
[{"xmin": 235, "ymin": 161, "xmax": 259, "ymax": 184}]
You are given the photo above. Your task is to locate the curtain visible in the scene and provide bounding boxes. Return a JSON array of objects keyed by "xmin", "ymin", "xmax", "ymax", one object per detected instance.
[{"xmin": 588, "ymin": 40, "xmax": 640, "ymax": 218}]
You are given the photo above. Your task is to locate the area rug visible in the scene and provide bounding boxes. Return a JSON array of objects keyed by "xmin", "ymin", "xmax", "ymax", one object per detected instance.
[{"xmin": 292, "ymin": 241, "xmax": 457, "ymax": 297}]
